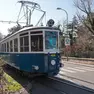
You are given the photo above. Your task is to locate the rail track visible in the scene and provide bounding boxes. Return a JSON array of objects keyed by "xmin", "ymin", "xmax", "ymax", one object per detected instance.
[{"xmin": 35, "ymin": 76, "xmax": 94, "ymax": 94}]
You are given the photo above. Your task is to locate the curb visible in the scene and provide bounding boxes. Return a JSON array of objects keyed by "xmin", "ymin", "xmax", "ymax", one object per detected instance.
[{"xmin": 62, "ymin": 57, "xmax": 94, "ymax": 62}]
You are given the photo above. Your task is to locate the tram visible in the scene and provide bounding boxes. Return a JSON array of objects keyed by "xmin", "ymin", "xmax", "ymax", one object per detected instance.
[
  {"xmin": 0, "ymin": 1, "xmax": 62, "ymax": 76},
  {"xmin": 0, "ymin": 25, "xmax": 62, "ymax": 76}
]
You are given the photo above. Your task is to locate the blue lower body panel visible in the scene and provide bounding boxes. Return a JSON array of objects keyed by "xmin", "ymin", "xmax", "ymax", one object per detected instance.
[{"xmin": 0, "ymin": 53, "xmax": 60, "ymax": 76}]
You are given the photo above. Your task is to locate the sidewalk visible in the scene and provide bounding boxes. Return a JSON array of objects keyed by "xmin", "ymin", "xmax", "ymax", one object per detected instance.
[
  {"xmin": 62, "ymin": 56, "xmax": 94, "ymax": 62},
  {"xmin": 61, "ymin": 56, "xmax": 94, "ymax": 67},
  {"xmin": 62, "ymin": 60, "xmax": 94, "ymax": 68}
]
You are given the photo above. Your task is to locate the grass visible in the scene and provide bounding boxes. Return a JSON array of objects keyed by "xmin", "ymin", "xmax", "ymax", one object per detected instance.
[
  {"xmin": 4, "ymin": 72, "xmax": 22, "ymax": 93},
  {"xmin": 0, "ymin": 58, "xmax": 22, "ymax": 93},
  {"xmin": 0, "ymin": 58, "xmax": 5, "ymax": 67},
  {"xmin": 0, "ymin": 72, "xmax": 22, "ymax": 93}
]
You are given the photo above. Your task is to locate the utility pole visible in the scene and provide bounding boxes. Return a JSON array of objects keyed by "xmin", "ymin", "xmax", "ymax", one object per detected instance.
[{"xmin": 57, "ymin": 8, "xmax": 69, "ymax": 61}]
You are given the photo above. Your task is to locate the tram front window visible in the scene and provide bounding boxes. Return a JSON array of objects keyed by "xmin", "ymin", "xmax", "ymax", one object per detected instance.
[
  {"xmin": 45, "ymin": 31, "xmax": 58, "ymax": 49},
  {"xmin": 31, "ymin": 35, "xmax": 43, "ymax": 51}
]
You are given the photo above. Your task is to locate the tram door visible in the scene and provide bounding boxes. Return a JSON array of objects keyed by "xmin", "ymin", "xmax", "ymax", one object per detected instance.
[{"xmin": 45, "ymin": 31, "xmax": 59, "ymax": 72}]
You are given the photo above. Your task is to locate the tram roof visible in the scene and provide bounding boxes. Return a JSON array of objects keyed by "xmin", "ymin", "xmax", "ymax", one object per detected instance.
[
  {"xmin": 20, "ymin": 26, "xmax": 60, "ymax": 31},
  {"xmin": 0, "ymin": 26, "xmax": 60, "ymax": 43}
]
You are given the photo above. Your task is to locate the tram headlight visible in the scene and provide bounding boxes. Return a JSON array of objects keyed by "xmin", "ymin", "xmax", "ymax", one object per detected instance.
[{"xmin": 51, "ymin": 60, "xmax": 56, "ymax": 65}]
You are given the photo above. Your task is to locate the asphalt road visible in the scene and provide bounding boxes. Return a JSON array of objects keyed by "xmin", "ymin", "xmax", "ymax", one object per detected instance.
[{"xmin": 56, "ymin": 60, "xmax": 94, "ymax": 89}]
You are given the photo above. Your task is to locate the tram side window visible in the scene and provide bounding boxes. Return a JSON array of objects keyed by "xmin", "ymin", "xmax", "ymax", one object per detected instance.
[
  {"xmin": 0, "ymin": 44, "xmax": 1, "ymax": 52},
  {"xmin": 31, "ymin": 35, "xmax": 43, "ymax": 51},
  {"xmin": 7, "ymin": 42, "xmax": 9, "ymax": 52},
  {"xmin": 20, "ymin": 35, "xmax": 29, "ymax": 52},
  {"xmin": 14, "ymin": 38, "xmax": 18, "ymax": 52},
  {"xmin": 10, "ymin": 40, "xmax": 13, "ymax": 52},
  {"xmin": 1, "ymin": 44, "xmax": 4, "ymax": 52},
  {"xmin": 4, "ymin": 43, "xmax": 6, "ymax": 52}
]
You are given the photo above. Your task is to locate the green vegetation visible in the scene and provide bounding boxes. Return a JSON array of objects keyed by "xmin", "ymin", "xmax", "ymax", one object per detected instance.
[
  {"xmin": 4, "ymin": 72, "xmax": 22, "ymax": 93},
  {"xmin": 0, "ymin": 59, "xmax": 22, "ymax": 93}
]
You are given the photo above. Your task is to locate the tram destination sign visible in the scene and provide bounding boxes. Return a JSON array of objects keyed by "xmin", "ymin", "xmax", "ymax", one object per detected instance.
[{"xmin": 65, "ymin": 37, "xmax": 70, "ymax": 46}]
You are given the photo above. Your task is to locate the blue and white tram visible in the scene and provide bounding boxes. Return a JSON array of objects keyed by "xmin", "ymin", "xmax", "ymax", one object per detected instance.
[{"xmin": 0, "ymin": 26, "xmax": 62, "ymax": 76}]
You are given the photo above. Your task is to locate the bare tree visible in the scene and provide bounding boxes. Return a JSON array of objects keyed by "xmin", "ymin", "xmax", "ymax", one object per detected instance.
[
  {"xmin": 74, "ymin": 0, "xmax": 94, "ymax": 35},
  {"xmin": 77, "ymin": 26, "xmax": 94, "ymax": 51},
  {"xmin": 8, "ymin": 24, "xmax": 22, "ymax": 34},
  {"xmin": 0, "ymin": 32, "xmax": 4, "ymax": 41},
  {"xmin": 72, "ymin": 15, "xmax": 78, "ymax": 25}
]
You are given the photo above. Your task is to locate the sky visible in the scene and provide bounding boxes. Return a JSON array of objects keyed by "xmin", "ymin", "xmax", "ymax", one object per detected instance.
[{"xmin": 0, "ymin": 0, "xmax": 76, "ymax": 35}]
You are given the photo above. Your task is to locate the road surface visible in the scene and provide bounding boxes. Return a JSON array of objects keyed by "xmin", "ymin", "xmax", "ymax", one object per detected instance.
[{"xmin": 57, "ymin": 60, "xmax": 94, "ymax": 89}]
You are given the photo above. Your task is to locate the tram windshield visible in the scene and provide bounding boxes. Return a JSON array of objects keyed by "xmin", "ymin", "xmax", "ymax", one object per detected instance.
[{"xmin": 45, "ymin": 31, "xmax": 58, "ymax": 49}]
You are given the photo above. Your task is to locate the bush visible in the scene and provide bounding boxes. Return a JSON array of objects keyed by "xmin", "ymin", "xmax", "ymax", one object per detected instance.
[{"xmin": 0, "ymin": 67, "xmax": 3, "ymax": 78}]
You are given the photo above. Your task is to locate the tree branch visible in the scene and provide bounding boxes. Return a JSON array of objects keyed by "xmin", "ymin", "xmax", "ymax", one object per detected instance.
[
  {"xmin": 74, "ymin": 0, "xmax": 94, "ymax": 35},
  {"xmin": 84, "ymin": 20, "xmax": 94, "ymax": 35}
]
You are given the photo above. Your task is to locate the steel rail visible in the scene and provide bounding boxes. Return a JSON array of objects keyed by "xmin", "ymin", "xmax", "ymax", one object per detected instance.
[
  {"xmin": 35, "ymin": 76, "xmax": 94, "ymax": 94},
  {"xmin": 48, "ymin": 77, "xmax": 94, "ymax": 94}
]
